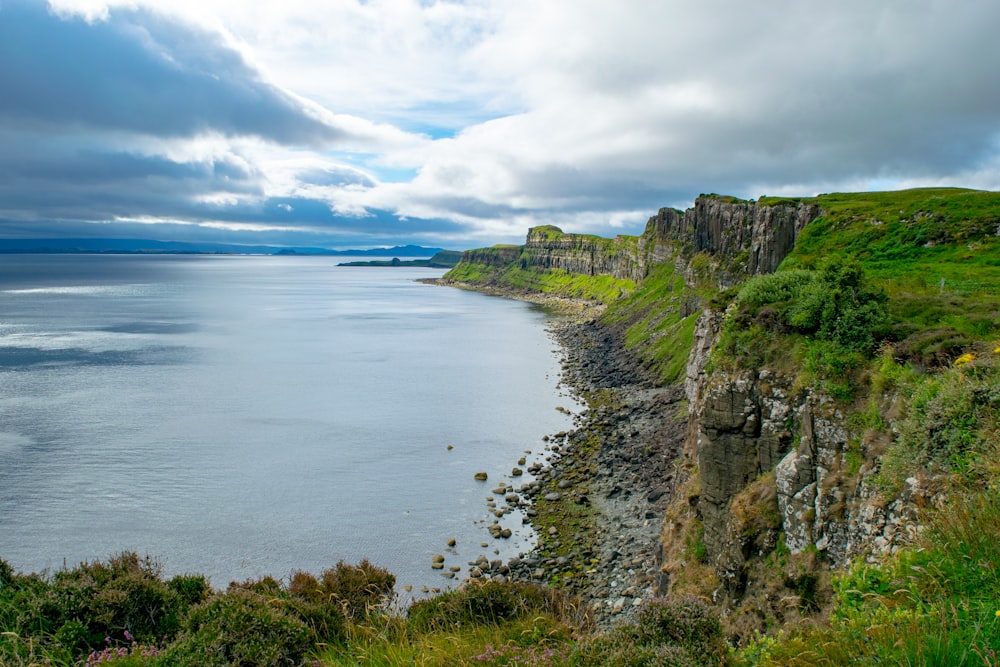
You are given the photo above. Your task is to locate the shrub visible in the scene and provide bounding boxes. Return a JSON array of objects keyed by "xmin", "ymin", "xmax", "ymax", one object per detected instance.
[
  {"xmin": 35, "ymin": 552, "xmax": 183, "ymax": 653},
  {"xmin": 877, "ymin": 355, "xmax": 999, "ymax": 489},
  {"xmin": 162, "ymin": 588, "xmax": 314, "ymax": 667},
  {"xmin": 318, "ymin": 559, "xmax": 396, "ymax": 619},
  {"xmin": 629, "ymin": 597, "xmax": 727, "ymax": 664},
  {"xmin": 228, "ymin": 573, "xmax": 347, "ymax": 644},
  {"xmin": 734, "ymin": 258, "xmax": 888, "ymax": 353},
  {"xmin": 570, "ymin": 637, "xmax": 700, "ymax": 667},
  {"xmin": 571, "ymin": 598, "xmax": 727, "ymax": 666},
  {"xmin": 736, "ymin": 270, "xmax": 814, "ymax": 310},
  {"xmin": 168, "ymin": 573, "xmax": 211, "ymax": 608},
  {"xmin": 408, "ymin": 580, "xmax": 571, "ymax": 631}
]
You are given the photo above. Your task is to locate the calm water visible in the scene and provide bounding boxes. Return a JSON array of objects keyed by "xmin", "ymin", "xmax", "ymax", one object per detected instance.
[{"xmin": 0, "ymin": 255, "xmax": 576, "ymax": 591}]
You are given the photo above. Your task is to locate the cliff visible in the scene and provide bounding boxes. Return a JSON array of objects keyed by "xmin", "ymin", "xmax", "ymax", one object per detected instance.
[
  {"xmin": 444, "ymin": 187, "xmax": 1000, "ymax": 642},
  {"xmin": 444, "ymin": 195, "xmax": 822, "ymax": 305}
]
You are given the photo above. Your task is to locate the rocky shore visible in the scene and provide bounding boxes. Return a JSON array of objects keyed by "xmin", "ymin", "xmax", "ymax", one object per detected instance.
[
  {"xmin": 502, "ymin": 317, "xmax": 686, "ymax": 626},
  {"xmin": 424, "ymin": 277, "xmax": 689, "ymax": 627}
]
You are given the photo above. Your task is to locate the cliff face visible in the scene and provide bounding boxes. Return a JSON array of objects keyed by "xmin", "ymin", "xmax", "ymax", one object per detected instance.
[
  {"xmin": 451, "ymin": 196, "xmax": 822, "ymax": 292},
  {"xmin": 681, "ymin": 353, "xmax": 926, "ymax": 600},
  {"xmin": 459, "ymin": 245, "xmax": 522, "ymax": 268},
  {"xmin": 644, "ymin": 197, "xmax": 820, "ymax": 283},
  {"xmin": 518, "ymin": 226, "xmax": 650, "ymax": 283},
  {"xmin": 448, "ymin": 192, "xmax": 938, "ymax": 626}
]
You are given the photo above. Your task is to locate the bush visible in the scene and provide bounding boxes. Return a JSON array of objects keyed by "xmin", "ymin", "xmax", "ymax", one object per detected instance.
[
  {"xmin": 162, "ymin": 588, "xmax": 314, "ymax": 667},
  {"xmin": 736, "ymin": 270, "xmax": 814, "ymax": 310},
  {"xmin": 21, "ymin": 552, "xmax": 185, "ymax": 654},
  {"xmin": 571, "ymin": 597, "xmax": 727, "ymax": 667},
  {"xmin": 734, "ymin": 258, "xmax": 888, "ymax": 352},
  {"xmin": 168, "ymin": 573, "xmax": 211, "ymax": 608},
  {"xmin": 317, "ymin": 559, "xmax": 396, "ymax": 619},
  {"xmin": 228, "ymin": 573, "xmax": 347, "ymax": 644},
  {"xmin": 408, "ymin": 580, "xmax": 571, "ymax": 631},
  {"xmin": 630, "ymin": 597, "xmax": 727, "ymax": 664},
  {"xmin": 878, "ymin": 356, "xmax": 999, "ymax": 489}
]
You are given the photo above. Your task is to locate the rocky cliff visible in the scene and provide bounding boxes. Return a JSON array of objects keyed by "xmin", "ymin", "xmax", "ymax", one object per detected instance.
[
  {"xmin": 450, "ymin": 195, "xmax": 822, "ymax": 293},
  {"xmin": 445, "ymin": 188, "xmax": 999, "ymax": 639}
]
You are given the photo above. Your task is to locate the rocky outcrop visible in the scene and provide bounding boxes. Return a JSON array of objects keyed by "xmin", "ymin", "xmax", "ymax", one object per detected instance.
[
  {"xmin": 459, "ymin": 245, "xmax": 522, "ymax": 268},
  {"xmin": 519, "ymin": 226, "xmax": 650, "ymax": 283},
  {"xmin": 452, "ymin": 196, "xmax": 822, "ymax": 291},
  {"xmin": 680, "ymin": 361, "xmax": 930, "ymax": 604},
  {"xmin": 644, "ymin": 197, "xmax": 820, "ymax": 285}
]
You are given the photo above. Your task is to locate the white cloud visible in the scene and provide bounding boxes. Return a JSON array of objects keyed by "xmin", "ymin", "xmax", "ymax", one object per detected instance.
[{"xmin": 9, "ymin": 0, "xmax": 1000, "ymax": 248}]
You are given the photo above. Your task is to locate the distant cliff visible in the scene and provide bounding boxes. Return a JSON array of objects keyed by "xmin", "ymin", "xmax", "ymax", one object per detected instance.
[{"xmin": 445, "ymin": 195, "xmax": 821, "ymax": 299}]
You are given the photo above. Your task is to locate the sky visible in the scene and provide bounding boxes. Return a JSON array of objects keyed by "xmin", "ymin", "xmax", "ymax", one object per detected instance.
[{"xmin": 2, "ymin": 0, "xmax": 1000, "ymax": 250}]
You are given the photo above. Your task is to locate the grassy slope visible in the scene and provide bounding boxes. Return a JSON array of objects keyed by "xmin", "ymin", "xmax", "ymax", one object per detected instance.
[
  {"xmin": 443, "ymin": 233, "xmax": 638, "ymax": 304},
  {"xmin": 776, "ymin": 188, "xmax": 1000, "ymax": 366}
]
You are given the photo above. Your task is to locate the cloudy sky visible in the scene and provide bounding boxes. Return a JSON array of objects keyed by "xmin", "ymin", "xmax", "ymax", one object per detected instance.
[{"xmin": 2, "ymin": 0, "xmax": 999, "ymax": 250}]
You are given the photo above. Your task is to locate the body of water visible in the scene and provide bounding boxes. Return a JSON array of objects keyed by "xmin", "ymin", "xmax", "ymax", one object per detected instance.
[{"xmin": 0, "ymin": 254, "xmax": 576, "ymax": 591}]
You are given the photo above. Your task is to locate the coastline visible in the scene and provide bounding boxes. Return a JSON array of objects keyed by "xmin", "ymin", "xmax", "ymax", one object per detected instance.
[
  {"xmin": 424, "ymin": 277, "xmax": 686, "ymax": 626},
  {"xmin": 417, "ymin": 277, "xmax": 606, "ymax": 320}
]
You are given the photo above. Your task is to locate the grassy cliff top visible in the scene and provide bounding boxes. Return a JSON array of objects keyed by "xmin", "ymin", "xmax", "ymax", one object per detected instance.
[{"xmin": 774, "ymin": 188, "xmax": 999, "ymax": 288}]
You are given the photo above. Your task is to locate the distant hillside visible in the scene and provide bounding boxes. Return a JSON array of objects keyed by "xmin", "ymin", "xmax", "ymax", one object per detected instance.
[{"xmin": 0, "ymin": 238, "xmax": 448, "ymax": 257}]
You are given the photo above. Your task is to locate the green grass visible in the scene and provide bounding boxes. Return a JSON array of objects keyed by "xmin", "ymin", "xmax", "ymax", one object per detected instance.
[
  {"xmin": 499, "ymin": 267, "xmax": 635, "ymax": 303},
  {"xmin": 781, "ymin": 189, "xmax": 1000, "ymax": 289},
  {"xmin": 443, "ymin": 261, "xmax": 504, "ymax": 284},
  {"xmin": 710, "ymin": 189, "xmax": 1000, "ymax": 397},
  {"xmin": 601, "ymin": 262, "xmax": 703, "ymax": 383}
]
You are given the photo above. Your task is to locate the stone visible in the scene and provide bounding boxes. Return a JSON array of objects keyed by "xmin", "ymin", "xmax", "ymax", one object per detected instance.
[{"xmin": 474, "ymin": 472, "xmax": 488, "ymax": 481}]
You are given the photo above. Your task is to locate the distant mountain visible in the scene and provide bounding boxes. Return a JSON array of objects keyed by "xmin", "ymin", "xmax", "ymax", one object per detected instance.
[{"xmin": 0, "ymin": 238, "xmax": 447, "ymax": 256}]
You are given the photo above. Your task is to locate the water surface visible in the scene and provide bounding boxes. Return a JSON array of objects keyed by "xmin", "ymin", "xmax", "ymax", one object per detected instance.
[{"xmin": 0, "ymin": 255, "xmax": 576, "ymax": 590}]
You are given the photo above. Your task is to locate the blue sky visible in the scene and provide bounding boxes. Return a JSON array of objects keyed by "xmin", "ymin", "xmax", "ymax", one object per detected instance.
[{"xmin": 2, "ymin": 0, "xmax": 1000, "ymax": 250}]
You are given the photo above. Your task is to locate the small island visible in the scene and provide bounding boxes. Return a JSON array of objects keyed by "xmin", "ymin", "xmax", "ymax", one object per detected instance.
[{"xmin": 337, "ymin": 250, "xmax": 462, "ymax": 268}]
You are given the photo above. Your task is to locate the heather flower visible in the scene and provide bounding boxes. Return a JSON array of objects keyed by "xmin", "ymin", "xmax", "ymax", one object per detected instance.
[{"xmin": 78, "ymin": 635, "xmax": 159, "ymax": 666}]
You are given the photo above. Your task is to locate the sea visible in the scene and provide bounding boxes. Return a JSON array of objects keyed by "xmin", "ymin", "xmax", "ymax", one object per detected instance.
[{"xmin": 0, "ymin": 254, "xmax": 578, "ymax": 593}]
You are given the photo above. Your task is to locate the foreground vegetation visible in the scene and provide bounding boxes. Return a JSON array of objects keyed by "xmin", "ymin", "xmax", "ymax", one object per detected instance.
[
  {"xmin": 0, "ymin": 556, "xmax": 730, "ymax": 666},
  {"xmin": 5, "ymin": 460, "xmax": 1000, "ymax": 666}
]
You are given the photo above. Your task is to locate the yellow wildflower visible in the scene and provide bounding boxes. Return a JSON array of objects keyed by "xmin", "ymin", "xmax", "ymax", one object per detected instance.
[
  {"xmin": 996, "ymin": 609, "xmax": 1000, "ymax": 618},
  {"xmin": 994, "ymin": 346, "xmax": 1000, "ymax": 354},
  {"xmin": 954, "ymin": 353, "xmax": 976, "ymax": 368}
]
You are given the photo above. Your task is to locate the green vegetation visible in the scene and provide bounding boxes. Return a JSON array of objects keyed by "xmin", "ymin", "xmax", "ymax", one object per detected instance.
[
  {"xmin": 713, "ymin": 256, "xmax": 890, "ymax": 398},
  {"xmin": 442, "ymin": 259, "xmax": 502, "ymax": 284},
  {"xmin": 499, "ymin": 267, "xmax": 635, "ymax": 303},
  {"xmin": 0, "ymin": 556, "xmax": 730, "ymax": 666},
  {"xmin": 442, "ymin": 228, "xmax": 638, "ymax": 304},
  {"xmin": 601, "ymin": 262, "xmax": 702, "ymax": 383},
  {"xmin": 714, "ymin": 188, "xmax": 1000, "ymax": 394},
  {"xmin": 781, "ymin": 188, "xmax": 1000, "ymax": 366},
  {"xmin": 743, "ymin": 490, "xmax": 1000, "ymax": 666},
  {"xmin": 876, "ymin": 351, "xmax": 1000, "ymax": 493}
]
